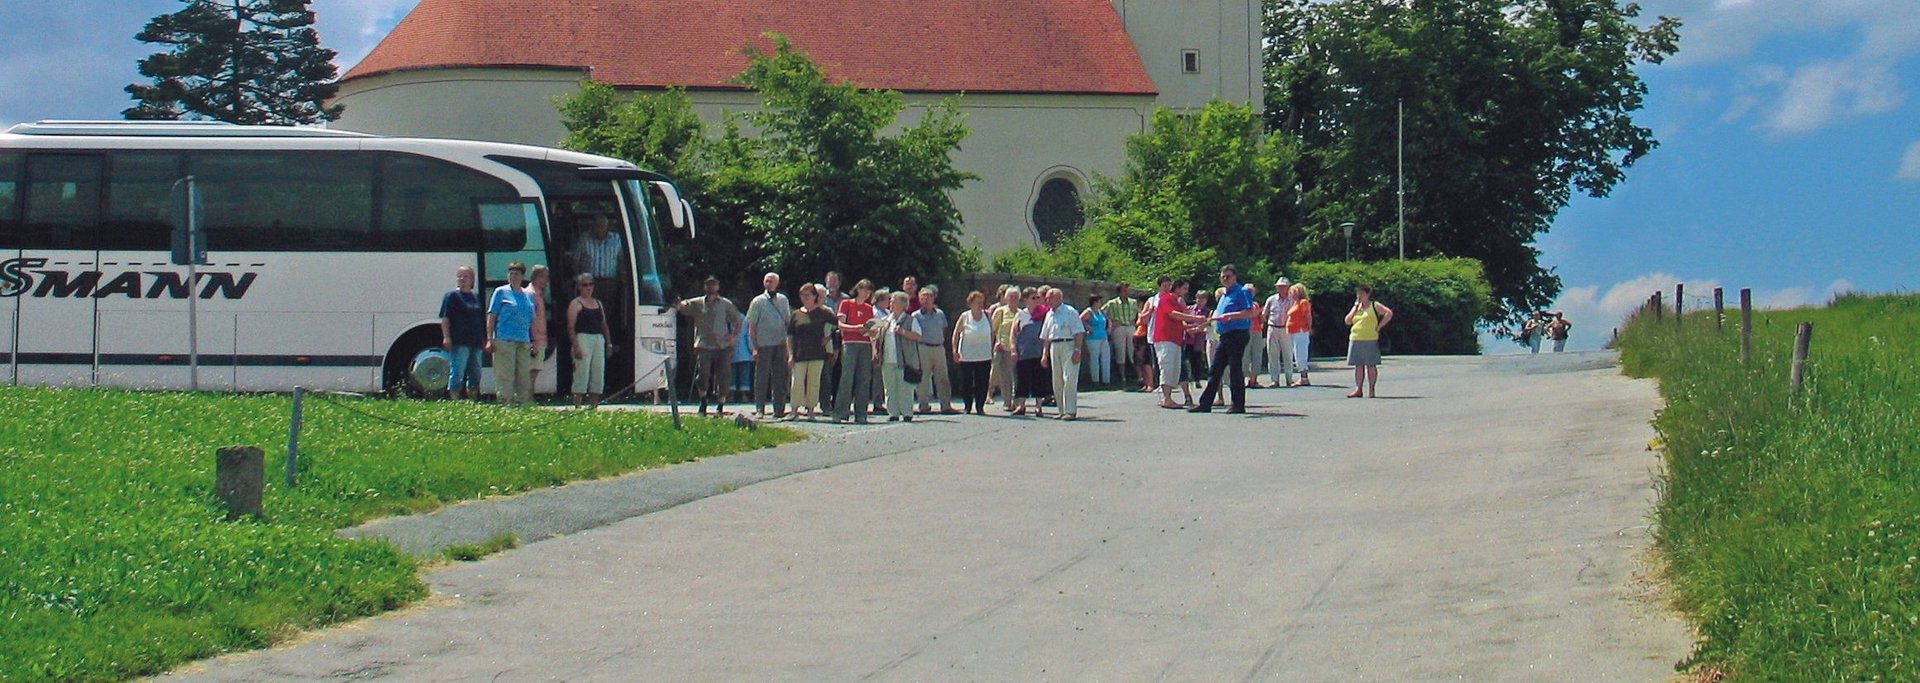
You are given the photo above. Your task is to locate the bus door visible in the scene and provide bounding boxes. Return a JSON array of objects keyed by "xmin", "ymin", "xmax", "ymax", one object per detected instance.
[
  {"xmin": 1, "ymin": 152, "xmax": 18, "ymax": 383},
  {"xmin": 540, "ymin": 194, "xmax": 630, "ymax": 395},
  {"xmin": 13, "ymin": 153, "xmax": 102, "ymax": 387}
]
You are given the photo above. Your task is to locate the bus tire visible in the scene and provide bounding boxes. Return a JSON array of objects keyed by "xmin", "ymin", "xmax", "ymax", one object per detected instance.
[{"xmin": 383, "ymin": 327, "xmax": 445, "ymax": 399}]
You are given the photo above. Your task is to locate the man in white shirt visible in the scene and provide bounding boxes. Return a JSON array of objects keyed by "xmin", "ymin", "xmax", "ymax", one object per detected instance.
[
  {"xmin": 745, "ymin": 272, "xmax": 793, "ymax": 418},
  {"xmin": 1265, "ymin": 276, "xmax": 1298, "ymax": 387},
  {"xmin": 1037, "ymin": 287, "xmax": 1087, "ymax": 420}
]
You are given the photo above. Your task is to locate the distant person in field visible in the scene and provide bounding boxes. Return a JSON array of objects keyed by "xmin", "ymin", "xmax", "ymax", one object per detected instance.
[
  {"xmin": 1345, "ymin": 285, "xmax": 1394, "ymax": 398},
  {"xmin": 566, "ymin": 273, "xmax": 607, "ymax": 409},
  {"xmin": 1547, "ymin": 312, "xmax": 1573, "ymax": 352},
  {"xmin": 439, "ymin": 265, "xmax": 485, "ymax": 399},
  {"xmin": 676, "ymin": 275, "xmax": 742, "ymax": 417},
  {"xmin": 1523, "ymin": 311, "xmax": 1547, "ymax": 354}
]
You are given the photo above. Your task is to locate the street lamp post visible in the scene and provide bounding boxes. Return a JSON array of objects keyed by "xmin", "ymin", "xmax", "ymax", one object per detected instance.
[{"xmin": 1340, "ymin": 221, "xmax": 1356, "ymax": 261}]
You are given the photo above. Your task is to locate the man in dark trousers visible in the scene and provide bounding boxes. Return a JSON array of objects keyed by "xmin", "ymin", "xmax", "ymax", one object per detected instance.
[{"xmin": 1190, "ymin": 264, "xmax": 1257, "ymax": 414}]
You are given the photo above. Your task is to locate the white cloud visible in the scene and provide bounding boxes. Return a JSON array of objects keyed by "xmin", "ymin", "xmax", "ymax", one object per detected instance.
[
  {"xmin": 1755, "ymin": 59, "xmax": 1905, "ymax": 135},
  {"xmin": 1646, "ymin": 0, "xmax": 1920, "ymax": 66},
  {"xmin": 1487, "ymin": 273, "xmax": 1857, "ymax": 353},
  {"xmin": 1899, "ymin": 141, "xmax": 1920, "ymax": 180}
]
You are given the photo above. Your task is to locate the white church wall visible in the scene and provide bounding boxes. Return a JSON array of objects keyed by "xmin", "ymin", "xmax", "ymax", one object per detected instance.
[
  {"xmin": 333, "ymin": 71, "xmax": 1154, "ymax": 256},
  {"xmin": 1111, "ymin": 0, "xmax": 1263, "ymax": 113}
]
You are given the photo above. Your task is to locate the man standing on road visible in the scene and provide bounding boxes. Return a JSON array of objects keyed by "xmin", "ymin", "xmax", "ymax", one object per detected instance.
[
  {"xmin": 1190, "ymin": 264, "xmax": 1256, "ymax": 414},
  {"xmin": 677, "ymin": 276, "xmax": 742, "ymax": 417},
  {"xmin": 746, "ymin": 272, "xmax": 793, "ymax": 418},
  {"xmin": 1100, "ymin": 283, "xmax": 1139, "ymax": 390},
  {"xmin": 1038, "ymin": 287, "xmax": 1087, "ymax": 420},
  {"xmin": 1264, "ymin": 277, "xmax": 1298, "ymax": 388}
]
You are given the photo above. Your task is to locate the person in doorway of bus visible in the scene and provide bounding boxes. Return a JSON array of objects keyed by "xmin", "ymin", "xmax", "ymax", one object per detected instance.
[
  {"xmin": 832, "ymin": 279, "xmax": 877, "ymax": 424},
  {"xmin": 567, "ymin": 273, "xmax": 607, "ymax": 409},
  {"xmin": 1081, "ymin": 294, "xmax": 1111, "ymax": 386},
  {"xmin": 486, "ymin": 262, "xmax": 538, "ymax": 406},
  {"xmin": 1039, "ymin": 287, "xmax": 1087, "ymax": 420},
  {"xmin": 910, "ymin": 286, "xmax": 957, "ymax": 414},
  {"xmin": 1286, "ymin": 283, "xmax": 1313, "ymax": 386},
  {"xmin": 676, "ymin": 276, "xmax": 742, "ymax": 417},
  {"xmin": 1547, "ymin": 312, "xmax": 1573, "ymax": 352},
  {"xmin": 787, "ymin": 283, "xmax": 833, "ymax": 421},
  {"xmin": 1264, "ymin": 277, "xmax": 1298, "ymax": 389},
  {"xmin": 1190, "ymin": 264, "xmax": 1256, "ymax": 414},
  {"xmin": 1345, "ymin": 285, "xmax": 1394, "ymax": 398},
  {"xmin": 1099, "ymin": 284, "xmax": 1138, "ymax": 389},
  {"xmin": 524, "ymin": 265, "xmax": 552, "ymax": 399},
  {"xmin": 746, "ymin": 272, "xmax": 792, "ymax": 419},
  {"xmin": 572, "ymin": 214, "xmax": 626, "ymax": 342},
  {"xmin": 439, "ymin": 265, "xmax": 485, "ymax": 400},
  {"xmin": 952, "ymin": 290, "xmax": 995, "ymax": 415}
]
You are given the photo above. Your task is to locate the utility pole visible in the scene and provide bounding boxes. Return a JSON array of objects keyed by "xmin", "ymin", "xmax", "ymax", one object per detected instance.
[{"xmin": 1397, "ymin": 98, "xmax": 1406, "ymax": 260}]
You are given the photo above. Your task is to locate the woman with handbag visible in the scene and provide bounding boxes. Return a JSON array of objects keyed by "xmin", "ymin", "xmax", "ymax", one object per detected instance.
[{"xmin": 876, "ymin": 291, "xmax": 921, "ymax": 422}]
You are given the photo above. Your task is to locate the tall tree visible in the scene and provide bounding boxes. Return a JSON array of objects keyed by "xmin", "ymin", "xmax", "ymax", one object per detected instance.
[
  {"xmin": 1265, "ymin": 0, "xmax": 1680, "ymax": 327},
  {"xmin": 556, "ymin": 33, "xmax": 975, "ymax": 295},
  {"xmin": 125, "ymin": 0, "xmax": 343, "ymax": 124}
]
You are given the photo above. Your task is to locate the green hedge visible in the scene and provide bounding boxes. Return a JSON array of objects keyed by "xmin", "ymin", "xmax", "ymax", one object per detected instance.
[{"xmin": 1293, "ymin": 258, "xmax": 1490, "ymax": 356}]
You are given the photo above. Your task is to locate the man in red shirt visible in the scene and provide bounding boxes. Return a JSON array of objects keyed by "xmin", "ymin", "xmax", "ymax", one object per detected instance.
[{"xmin": 1152, "ymin": 276, "xmax": 1206, "ymax": 408}]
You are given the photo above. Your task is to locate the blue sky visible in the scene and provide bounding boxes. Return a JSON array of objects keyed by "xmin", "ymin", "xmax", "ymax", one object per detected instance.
[{"xmin": 2, "ymin": 1, "xmax": 1916, "ymax": 352}]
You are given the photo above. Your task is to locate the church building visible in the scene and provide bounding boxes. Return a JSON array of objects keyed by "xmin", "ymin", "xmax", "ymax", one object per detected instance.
[{"xmin": 331, "ymin": 0, "xmax": 1261, "ymax": 253}]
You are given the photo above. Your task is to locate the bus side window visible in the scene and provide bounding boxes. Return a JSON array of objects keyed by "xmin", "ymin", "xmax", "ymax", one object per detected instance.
[
  {"xmin": 380, "ymin": 154, "xmax": 518, "ymax": 251},
  {"xmin": 481, "ymin": 201, "xmax": 545, "ymax": 283},
  {"xmin": 0, "ymin": 153, "xmax": 19, "ymax": 246},
  {"xmin": 194, "ymin": 151, "xmax": 374, "ymax": 251},
  {"xmin": 105, "ymin": 152, "xmax": 185, "ymax": 251},
  {"xmin": 23, "ymin": 154, "xmax": 103, "ymax": 249}
]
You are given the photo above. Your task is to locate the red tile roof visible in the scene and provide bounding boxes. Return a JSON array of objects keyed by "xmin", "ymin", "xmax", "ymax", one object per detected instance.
[{"xmin": 343, "ymin": 0, "xmax": 1157, "ymax": 96}]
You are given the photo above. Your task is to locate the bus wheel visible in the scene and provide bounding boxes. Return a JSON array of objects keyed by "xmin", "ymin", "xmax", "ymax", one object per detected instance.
[{"xmin": 383, "ymin": 328, "xmax": 446, "ymax": 399}]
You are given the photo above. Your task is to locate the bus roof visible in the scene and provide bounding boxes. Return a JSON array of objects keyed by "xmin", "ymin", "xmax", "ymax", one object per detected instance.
[{"xmin": 7, "ymin": 120, "xmax": 373, "ymax": 138}]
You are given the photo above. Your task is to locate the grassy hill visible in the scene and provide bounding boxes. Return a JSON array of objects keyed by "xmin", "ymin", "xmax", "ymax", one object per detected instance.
[{"xmin": 1618, "ymin": 293, "xmax": 1920, "ymax": 679}]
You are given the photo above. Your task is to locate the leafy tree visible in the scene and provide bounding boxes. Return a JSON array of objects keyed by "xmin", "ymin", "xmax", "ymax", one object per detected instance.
[
  {"xmin": 993, "ymin": 99, "xmax": 1288, "ymax": 291},
  {"xmin": 125, "ymin": 0, "xmax": 343, "ymax": 124},
  {"xmin": 556, "ymin": 34, "xmax": 974, "ymax": 295},
  {"xmin": 1264, "ymin": 0, "xmax": 1680, "ymax": 329}
]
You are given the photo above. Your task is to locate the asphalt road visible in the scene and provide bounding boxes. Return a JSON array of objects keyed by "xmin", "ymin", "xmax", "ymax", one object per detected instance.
[{"xmin": 165, "ymin": 351, "xmax": 1692, "ymax": 682}]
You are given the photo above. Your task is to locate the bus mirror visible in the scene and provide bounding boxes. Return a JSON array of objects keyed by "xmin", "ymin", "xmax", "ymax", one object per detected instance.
[
  {"xmin": 649, "ymin": 180, "xmax": 686, "ymax": 230},
  {"xmin": 169, "ymin": 177, "xmax": 208, "ymax": 266},
  {"xmin": 680, "ymin": 199, "xmax": 697, "ymax": 239}
]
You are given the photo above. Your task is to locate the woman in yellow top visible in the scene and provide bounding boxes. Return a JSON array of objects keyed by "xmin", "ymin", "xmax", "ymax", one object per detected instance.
[
  {"xmin": 1344, "ymin": 284, "xmax": 1394, "ymax": 398},
  {"xmin": 989, "ymin": 286, "xmax": 1022, "ymax": 412}
]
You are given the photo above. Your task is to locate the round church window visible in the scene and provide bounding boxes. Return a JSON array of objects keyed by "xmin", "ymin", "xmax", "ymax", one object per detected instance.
[{"xmin": 1032, "ymin": 177, "xmax": 1084, "ymax": 244}]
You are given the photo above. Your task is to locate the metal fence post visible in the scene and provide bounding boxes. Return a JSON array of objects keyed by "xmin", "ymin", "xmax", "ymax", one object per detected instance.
[
  {"xmin": 1740, "ymin": 289, "xmax": 1753, "ymax": 367},
  {"xmin": 286, "ymin": 386, "xmax": 304, "ymax": 488}
]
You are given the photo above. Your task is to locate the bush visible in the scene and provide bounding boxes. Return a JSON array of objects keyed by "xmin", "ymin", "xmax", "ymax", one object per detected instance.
[{"xmin": 1293, "ymin": 258, "xmax": 1491, "ymax": 355}]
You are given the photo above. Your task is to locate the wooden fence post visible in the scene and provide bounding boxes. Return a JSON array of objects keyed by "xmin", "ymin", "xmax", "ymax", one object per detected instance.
[
  {"xmin": 1740, "ymin": 288, "xmax": 1753, "ymax": 366},
  {"xmin": 215, "ymin": 446, "xmax": 265, "ymax": 520},
  {"xmin": 1653, "ymin": 291, "xmax": 1663, "ymax": 322},
  {"xmin": 1675, "ymin": 283, "xmax": 1684, "ymax": 330},
  {"xmin": 1790, "ymin": 322, "xmax": 1813, "ymax": 395},
  {"xmin": 1714, "ymin": 287, "xmax": 1724, "ymax": 332}
]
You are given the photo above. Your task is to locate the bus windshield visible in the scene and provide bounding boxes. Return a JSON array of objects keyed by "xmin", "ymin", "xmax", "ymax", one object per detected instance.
[{"xmin": 621, "ymin": 179, "xmax": 667, "ymax": 307}]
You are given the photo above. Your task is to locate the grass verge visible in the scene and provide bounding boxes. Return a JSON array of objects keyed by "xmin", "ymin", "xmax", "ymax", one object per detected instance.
[
  {"xmin": 0, "ymin": 389, "xmax": 796, "ymax": 681},
  {"xmin": 1618, "ymin": 293, "xmax": 1920, "ymax": 679}
]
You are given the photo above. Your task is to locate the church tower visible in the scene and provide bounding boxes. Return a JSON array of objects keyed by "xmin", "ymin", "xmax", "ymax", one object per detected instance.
[{"xmin": 1110, "ymin": 0, "xmax": 1264, "ymax": 113}]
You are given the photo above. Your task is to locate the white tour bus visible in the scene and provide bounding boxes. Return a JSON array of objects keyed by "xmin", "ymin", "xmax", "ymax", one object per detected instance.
[{"xmin": 0, "ymin": 120, "xmax": 691, "ymax": 396}]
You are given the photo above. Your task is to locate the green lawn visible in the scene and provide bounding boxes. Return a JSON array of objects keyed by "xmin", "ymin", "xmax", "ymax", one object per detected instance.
[
  {"xmin": 1619, "ymin": 293, "xmax": 1920, "ymax": 679},
  {"xmin": 0, "ymin": 389, "xmax": 796, "ymax": 682}
]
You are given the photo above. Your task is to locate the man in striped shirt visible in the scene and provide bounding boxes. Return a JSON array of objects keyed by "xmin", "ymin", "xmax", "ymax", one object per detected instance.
[{"xmin": 1099, "ymin": 283, "xmax": 1140, "ymax": 389}]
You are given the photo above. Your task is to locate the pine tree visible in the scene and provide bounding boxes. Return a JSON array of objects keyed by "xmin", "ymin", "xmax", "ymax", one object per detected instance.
[{"xmin": 125, "ymin": 0, "xmax": 344, "ymax": 125}]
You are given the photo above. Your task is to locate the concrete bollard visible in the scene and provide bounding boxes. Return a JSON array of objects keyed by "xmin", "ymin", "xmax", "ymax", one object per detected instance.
[{"xmin": 215, "ymin": 445, "xmax": 265, "ymax": 520}]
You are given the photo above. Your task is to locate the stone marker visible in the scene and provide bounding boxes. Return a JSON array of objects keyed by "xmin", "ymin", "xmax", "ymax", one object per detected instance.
[{"xmin": 215, "ymin": 446, "xmax": 264, "ymax": 520}]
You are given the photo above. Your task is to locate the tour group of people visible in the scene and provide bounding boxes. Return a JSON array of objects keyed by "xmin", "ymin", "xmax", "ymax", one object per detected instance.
[
  {"xmin": 436, "ymin": 253, "xmax": 1400, "ymax": 413},
  {"xmin": 655, "ymin": 263, "xmax": 1396, "ymax": 423}
]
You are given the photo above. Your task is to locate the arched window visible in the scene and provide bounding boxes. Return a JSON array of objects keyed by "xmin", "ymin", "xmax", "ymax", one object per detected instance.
[{"xmin": 1031, "ymin": 176, "xmax": 1084, "ymax": 244}]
